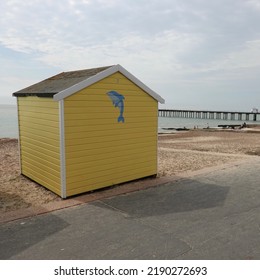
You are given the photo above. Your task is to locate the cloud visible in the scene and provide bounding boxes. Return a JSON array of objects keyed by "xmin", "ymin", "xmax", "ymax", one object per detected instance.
[
  {"xmin": 1, "ymin": 0, "xmax": 260, "ymax": 109},
  {"xmin": 246, "ymin": 0, "xmax": 260, "ymax": 10},
  {"xmin": 1, "ymin": 0, "xmax": 259, "ymax": 72}
]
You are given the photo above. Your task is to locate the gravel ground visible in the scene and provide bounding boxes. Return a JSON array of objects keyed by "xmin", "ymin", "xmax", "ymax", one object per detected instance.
[{"xmin": 0, "ymin": 129, "xmax": 259, "ymax": 214}]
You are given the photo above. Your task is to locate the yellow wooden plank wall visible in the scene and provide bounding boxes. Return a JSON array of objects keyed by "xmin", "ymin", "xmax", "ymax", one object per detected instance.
[
  {"xmin": 64, "ymin": 72, "xmax": 158, "ymax": 196},
  {"xmin": 17, "ymin": 96, "xmax": 61, "ymax": 195}
]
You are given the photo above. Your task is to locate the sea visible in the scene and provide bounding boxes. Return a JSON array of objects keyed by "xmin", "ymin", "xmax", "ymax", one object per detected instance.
[
  {"xmin": 0, "ymin": 104, "xmax": 18, "ymax": 138},
  {"xmin": 0, "ymin": 104, "xmax": 259, "ymax": 138}
]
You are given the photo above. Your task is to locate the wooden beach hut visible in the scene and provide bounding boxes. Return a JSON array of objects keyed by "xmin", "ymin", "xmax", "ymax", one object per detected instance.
[{"xmin": 13, "ymin": 64, "xmax": 165, "ymax": 198}]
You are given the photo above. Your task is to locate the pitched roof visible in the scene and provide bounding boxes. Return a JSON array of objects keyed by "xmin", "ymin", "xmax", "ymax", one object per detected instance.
[
  {"xmin": 13, "ymin": 64, "xmax": 165, "ymax": 103},
  {"xmin": 13, "ymin": 66, "xmax": 112, "ymax": 98}
]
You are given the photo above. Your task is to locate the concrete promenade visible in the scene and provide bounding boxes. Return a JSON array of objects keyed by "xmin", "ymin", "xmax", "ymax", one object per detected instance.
[{"xmin": 0, "ymin": 157, "xmax": 260, "ymax": 260}]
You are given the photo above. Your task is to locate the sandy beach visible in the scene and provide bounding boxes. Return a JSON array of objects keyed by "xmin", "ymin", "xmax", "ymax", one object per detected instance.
[{"xmin": 0, "ymin": 129, "xmax": 259, "ymax": 214}]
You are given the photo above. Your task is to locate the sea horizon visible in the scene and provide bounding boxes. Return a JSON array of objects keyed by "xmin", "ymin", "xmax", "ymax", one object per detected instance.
[{"xmin": 0, "ymin": 104, "xmax": 259, "ymax": 138}]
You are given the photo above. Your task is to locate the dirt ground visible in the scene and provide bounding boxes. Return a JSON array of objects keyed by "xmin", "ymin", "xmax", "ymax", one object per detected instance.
[{"xmin": 0, "ymin": 129, "xmax": 259, "ymax": 214}]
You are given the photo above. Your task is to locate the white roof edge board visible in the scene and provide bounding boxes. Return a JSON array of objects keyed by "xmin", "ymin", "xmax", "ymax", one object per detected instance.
[
  {"xmin": 117, "ymin": 65, "xmax": 165, "ymax": 104},
  {"xmin": 53, "ymin": 64, "xmax": 165, "ymax": 103}
]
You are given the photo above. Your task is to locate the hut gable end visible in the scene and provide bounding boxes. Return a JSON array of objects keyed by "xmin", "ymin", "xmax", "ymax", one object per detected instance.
[{"xmin": 63, "ymin": 72, "xmax": 159, "ymax": 196}]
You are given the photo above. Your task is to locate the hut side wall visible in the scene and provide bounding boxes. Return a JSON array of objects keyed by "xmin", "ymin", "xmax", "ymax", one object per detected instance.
[
  {"xmin": 17, "ymin": 96, "xmax": 61, "ymax": 195},
  {"xmin": 64, "ymin": 72, "xmax": 158, "ymax": 197}
]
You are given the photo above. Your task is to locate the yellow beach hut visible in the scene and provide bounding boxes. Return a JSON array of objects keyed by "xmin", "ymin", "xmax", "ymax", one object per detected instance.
[{"xmin": 13, "ymin": 64, "xmax": 165, "ymax": 198}]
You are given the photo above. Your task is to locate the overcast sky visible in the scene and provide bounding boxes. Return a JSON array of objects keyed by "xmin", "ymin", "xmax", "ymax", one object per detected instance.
[{"xmin": 1, "ymin": 0, "xmax": 260, "ymax": 111}]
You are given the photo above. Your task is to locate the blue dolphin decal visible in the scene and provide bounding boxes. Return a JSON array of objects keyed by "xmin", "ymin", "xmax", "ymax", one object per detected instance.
[{"xmin": 107, "ymin": 90, "xmax": 125, "ymax": 123}]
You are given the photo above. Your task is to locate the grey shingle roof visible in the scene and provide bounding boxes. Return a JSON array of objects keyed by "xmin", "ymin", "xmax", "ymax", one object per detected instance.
[
  {"xmin": 13, "ymin": 64, "xmax": 165, "ymax": 103},
  {"xmin": 13, "ymin": 66, "xmax": 113, "ymax": 97}
]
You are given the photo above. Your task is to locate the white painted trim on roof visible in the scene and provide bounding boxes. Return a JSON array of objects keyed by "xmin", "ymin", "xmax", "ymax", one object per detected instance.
[
  {"xmin": 59, "ymin": 99, "xmax": 67, "ymax": 198},
  {"xmin": 53, "ymin": 64, "xmax": 165, "ymax": 104},
  {"xmin": 117, "ymin": 65, "xmax": 165, "ymax": 104}
]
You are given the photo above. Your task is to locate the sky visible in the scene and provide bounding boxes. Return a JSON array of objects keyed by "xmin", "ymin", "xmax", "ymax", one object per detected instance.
[{"xmin": 1, "ymin": 0, "xmax": 260, "ymax": 111}]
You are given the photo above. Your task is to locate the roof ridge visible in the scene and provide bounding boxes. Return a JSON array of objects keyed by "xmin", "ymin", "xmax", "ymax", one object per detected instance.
[{"xmin": 62, "ymin": 65, "xmax": 115, "ymax": 74}]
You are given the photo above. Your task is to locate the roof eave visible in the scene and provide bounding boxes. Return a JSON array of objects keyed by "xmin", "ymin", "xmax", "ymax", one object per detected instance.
[
  {"xmin": 53, "ymin": 64, "xmax": 165, "ymax": 104},
  {"xmin": 13, "ymin": 92, "xmax": 56, "ymax": 98}
]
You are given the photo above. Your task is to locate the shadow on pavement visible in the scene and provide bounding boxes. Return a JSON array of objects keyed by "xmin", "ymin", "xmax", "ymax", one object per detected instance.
[
  {"xmin": 0, "ymin": 214, "xmax": 69, "ymax": 259},
  {"xmin": 94, "ymin": 179, "xmax": 230, "ymax": 218}
]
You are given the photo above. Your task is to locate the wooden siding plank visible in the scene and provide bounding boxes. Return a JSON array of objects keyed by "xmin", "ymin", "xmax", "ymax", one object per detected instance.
[
  {"xmin": 67, "ymin": 142, "xmax": 156, "ymax": 156},
  {"xmin": 21, "ymin": 147, "xmax": 60, "ymax": 167},
  {"xmin": 20, "ymin": 132, "xmax": 60, "ymax": 146},
  {"xmin": 19, "ymin": 107, "xmax": 59, "ymax": 117},
  {"xmin": 67, "ymin": 164, "xmax": 156, "ymax": 188},
  {"xmin": 82, "ymin": 83, "xmax": 153, "ymax": 92},
  {"xmin": 20, "ymin": 136, "xmax": 60, "ymax": 154},
  {"xmin": 65, "ymin": 127, "xmax": 156, "ymax": 141},
  {"xmin": 66, "ymin": 166, "xmax": 157, "ymax": 196},
  {"xmin": 65, "ymin": 138, "xmax": 156, "ymax": 157},
  {"xmin": 18, "ymin": 106, "xmax": 59, "ymax": 115},
  {"xmin": 18, "ymin": 115, "xmax": 59, "ymax": 129},
  {"xmin": 67, "ymin": 93, "xmax": 156, "ymax": 101},
  {"xmin": 63, "ymin": 111, "xmax": 156, "ymax": 120},
  {"xmin": 64, "ymin": 104, "xmax": 156, "ymax": 112},
  {"xmin": 22, "ymin": 168, "xmax": 61, "ymax": 195},
  {"xmin": 65, "ymin": 121, "xmax": 156, "ymax": 133},
  {"xmin": 66, "ymin": 138, "xmax": 157, "ymax": 153},
  {"xmin": 65, "ymin": 100, "xmax": 156, "ymax": 107},
  {"xmin": 67, "ymin": 151, "xmax": 157, "ymax": 179},
  {"xmin": 65, "ymin": 130, "xmax": 155, "ymax": 144},
  {"xmin": 18, "ymin": 96, "xmax": 61, "ymax": 195},
  {"xmin": 19, "ymin": 119, "xmax": 59, "ymax": 133},
  {"xmin": 64, "ymin": 105, "xmax": 156, "ymax": 114},
  {"xmin": 19, "ymin": 126, "xmax": 60, "ymax": 141},
  {"xmin": 66, "ymin": 144, "xmax": 155, "ymax": 164},
  {"xmin": 18, "ymin": 99, "xmax": 59, "ymax": 109},
  {"xmin": 64, "ymin": 117, "xmax": 156, "ymax": 127},
  {"xmin": 23, "ymin": 157, "xmax": 60, "ymax": 186}
]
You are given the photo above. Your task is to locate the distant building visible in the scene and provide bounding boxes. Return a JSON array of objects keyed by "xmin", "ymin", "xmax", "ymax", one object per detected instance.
[{"xmin": 251, "ymin": 108, "xmax": 259, "ymax": 113}]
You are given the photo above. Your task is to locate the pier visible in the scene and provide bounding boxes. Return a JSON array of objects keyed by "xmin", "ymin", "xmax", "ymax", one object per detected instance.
[{"xmin": 158, "ymin": 109, "xmax": 260, "ymax": 122}]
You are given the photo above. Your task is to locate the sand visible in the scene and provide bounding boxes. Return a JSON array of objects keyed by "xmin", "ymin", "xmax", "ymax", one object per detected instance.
[
  {"xmin": 0, "ymin": 129, "xmax": 259, "ymax": 214},
  {"xmin": 0, "ymin": 138, "xmax": 61, "ymax": 212}
]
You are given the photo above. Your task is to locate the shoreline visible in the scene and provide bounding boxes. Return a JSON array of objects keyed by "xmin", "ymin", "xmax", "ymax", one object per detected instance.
[{"xmin": 2, "ymin": 123, "xmax": 260, "ymax": 141}]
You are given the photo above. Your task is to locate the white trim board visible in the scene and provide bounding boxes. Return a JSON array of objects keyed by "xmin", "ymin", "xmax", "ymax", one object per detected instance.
[
  {"xmin": 53, "ymin": 64, "xmax": 165, "ymax": 104},
  {"xmin": 59, "ymin": 99, "xmax": 67, "ymax": 198},
  {"xmin": 16, "ymin": 97, "xmax": 22, "ymax": 175}
]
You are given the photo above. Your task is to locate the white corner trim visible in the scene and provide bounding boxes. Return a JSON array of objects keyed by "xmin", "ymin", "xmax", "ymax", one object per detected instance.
[
  {"xmin": 53, "ymin": 64, "xmax": 165, "ymax": 104},
  {"xmin": 156, "ymin": 102, "xmax": 159, "ymax": 175},
  {"xmin": 59, "ymin": 99, "xmax": 67, "ymax": 198},
  {"xmin": 16, "ymin": 97, "xmax": 22, "ymax": 174}
]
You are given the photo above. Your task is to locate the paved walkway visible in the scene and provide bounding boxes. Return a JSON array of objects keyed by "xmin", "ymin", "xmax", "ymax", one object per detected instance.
[{"xmin": 1, "ymin": 157, "xmax": 260, "ymax": 259}]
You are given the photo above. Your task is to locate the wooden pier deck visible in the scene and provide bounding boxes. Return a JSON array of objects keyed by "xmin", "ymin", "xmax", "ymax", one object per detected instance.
[{"xmin": 158, "ymin": 109, "xmax": 260, "ymax": 122}]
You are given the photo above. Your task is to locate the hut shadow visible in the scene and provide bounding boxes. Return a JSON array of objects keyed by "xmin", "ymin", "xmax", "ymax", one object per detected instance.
[
  {"xmin": 0, "ymin": 191, "xmax": 31, "ymax": 212},
  {"xmin": 0, "ymin": 214, "xmax": 69, "ymax": 259},
  {"xmin": 93, "ymin": 179, "xmax": 230, "ymax": 218}
]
